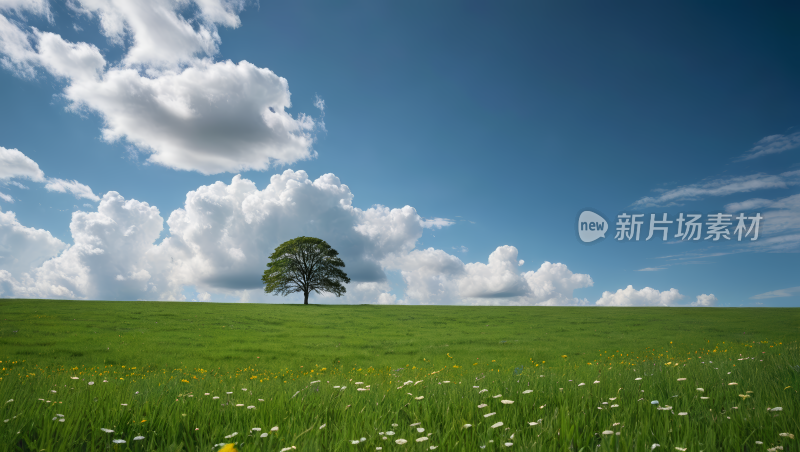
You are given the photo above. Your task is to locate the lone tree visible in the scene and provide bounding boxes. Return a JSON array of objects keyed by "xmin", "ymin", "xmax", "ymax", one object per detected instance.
[{"xmin": 262, "ymin": 236, "xmax": 350, "ymax": 305}]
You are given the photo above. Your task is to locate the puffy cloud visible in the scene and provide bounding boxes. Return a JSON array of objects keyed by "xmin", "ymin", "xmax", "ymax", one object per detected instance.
[
  {"xmin": 44, "ymin": 178, "xmax": 100, "ymax": 201},
  {"xmin": 595, "ymin": 285, "xmax": 684, "ymax": 307},
  {"xmin": 376, "ymin": 292, "xmax": 406, "ymax": 305},
  {"xmin": 0, "ymin": 208, "xmax": 65, "ymax": 277},
  {"xmin": 0, "ymin": 191, "xmax": 181, "ymax": 300},
  {"xmin": 0, "ymin": 13, "xmax": 37, "ymax": 77},
  {"xmin": 0, "ymin": 191, "xmax": 12, "ymax": 202},
  {"xmin": 0, "ymin": 169, "xmax": 439, "ymax": 301},
  {"xmin": 390, "ymin": 246, "xmax": 592, "ymax": 306},
  {"xmin": 0, "ymin": 0, "xmax": 51, "ymax": 77},
  {"xmin": 1, "ymin": 171, "xmax": 593, "ymax": 305},
  {"xmin": 62, "ymin": 59, "xmax": 316, "ymax": 174},
  {"xmin": 737, "ymin": 131, "xmax": 800, "ymax": 161},
  {"xmin": 163, "ymin": 170, "xmax": 446, "ymax": 294},
  {"xmin": 355, "ymin": 205, "xmax": 443, "ymax": 258},
  {"xmin": 0, "ymin": 0, "xmax": 51, "ymax": 19},
  {"xmin": 327, "ymin": 281, "xmax": 399, "ymax": 305},
  {"xmin": 460, "ymin": 245, "xmax": 529, "ymax": 299},
  {"xmin": 393, "ymin": 248, "xmax": 465, "ymax": 304},
  {"xmin": 0, "ymin": 146, "xmax": 45, "ymax": 182},
  {"xmin": 35, "ymin": 30, "xmax": 105, "ymax": 80},
  {"xmin": 691, "ymin": 293, "xmax": 718, "ymax": 307},
  {"xmin": 521, "ymin": 262, "xmax": 593, "ymax": 306},
  {"xmin": 1, "ymin": 2, "xmax": 320, "ymax": 175},
  {"xmin": 70, "ymin": 0, "xmax": 243, "ymax": 68},
  {"xmin": 632, "ymin": 170, "xmax": 800, "ymax": 208}
]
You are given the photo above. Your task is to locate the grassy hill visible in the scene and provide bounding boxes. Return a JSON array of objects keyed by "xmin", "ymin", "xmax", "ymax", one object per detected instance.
[
  {"xmin": 1, "ymin": 299, "xmax": 797, "ymax": 371},
  {"xmin": 1, "ymin": 300, "xmax": 797, "ymax": 451}
]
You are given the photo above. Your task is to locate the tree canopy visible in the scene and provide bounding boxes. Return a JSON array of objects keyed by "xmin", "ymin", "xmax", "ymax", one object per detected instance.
[{"xmin": 261, "ymin": 236, "xmax": 350, "ymax": 304}]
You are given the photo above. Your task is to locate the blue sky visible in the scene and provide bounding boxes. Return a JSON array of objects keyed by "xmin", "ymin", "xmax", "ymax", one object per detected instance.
[{"xmin": 0, "ymin": 0, "xmax": 798, "ymax": 306}]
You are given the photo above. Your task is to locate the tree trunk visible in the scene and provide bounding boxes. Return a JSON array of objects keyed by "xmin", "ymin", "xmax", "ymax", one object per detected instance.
[{"xmin": 304, "ymin": 291, "xmax": 309, "ymax": 305}]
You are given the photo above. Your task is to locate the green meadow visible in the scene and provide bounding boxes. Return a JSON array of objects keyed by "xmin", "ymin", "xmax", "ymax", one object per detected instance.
[{"xmin": 1, "ymin": 299, "xmax": 798, "ymax": 451}]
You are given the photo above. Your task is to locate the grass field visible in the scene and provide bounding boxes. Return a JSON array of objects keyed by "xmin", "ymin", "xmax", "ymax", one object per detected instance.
[{"xmin": 1, "ymin": 299, "xmax": 798, "ymax": 451}]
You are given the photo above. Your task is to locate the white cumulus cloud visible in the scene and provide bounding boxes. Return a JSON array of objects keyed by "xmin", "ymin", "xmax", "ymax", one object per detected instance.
[
  {"xmin": 35, "ymin": 30, "xmax": 105, "ymax": 80},
  {"xmin": 165, "ymin": 171, "xmax": 408, "ymax": 292},
  {"xmin": 0, "ymin": 146, "xmax": 45, "ymax": 182},
  {"xmin": 0, "ymin": 170, "xmax": 447, "ymax": 301},
  {"xmin": 0, "ymin": 12, "xmax": 38, "ymax": 77},
  {"xmin": 595, "ymin": 285, "xmax": 684, "ymax": 307},
  {"xmin": 0, "ymin": 2, "xmax": 322, "ymax": 175},
  {"xmin": 376, "ymin": 292, "xmax": 404, "ymax": 305},
  {"xmin": 522, "ymin": 261, "xmax": 593, "ymax": 306},
  {"xmin": 392, "ymin": 248, "xmax": 465, "ymax": 304},
  {"xmin": 162, "ymin": 170, "xmax": 454, "ymax": 297},
  {"xmin": 1, "ymin": 171, "xmax": 594, "ymax": 305},
  {"xmin": 0, "ymin": 0, "xmax": 51, "ymax": 19},
  {"xmin": 389, "ymin": 246, "xmax": 592, "ymax": 306},
  {"xmin": 691, "ymin": 293, "xmax": 718, "ymax": 307},
  {"xmin": 0, "ymin": 191, "xmax": 180, "ymax": 300},
  {"xmin": 62, "ymin": 59, "xmax": 317, "ymax": 174},
  {"xmin": 0, "ymin": 207, "xmax": 65, "ymax": 278},
  {"xmin": 69, "ymin": 0, "xmax": 244, "ymax": 68},
  {"xmin": 460, "ymin": 245, "xmax": 531, "ymax": 299},
  {"xmin": 327, "ymin": 281, "xmax": 399, "ymax": 305}
]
